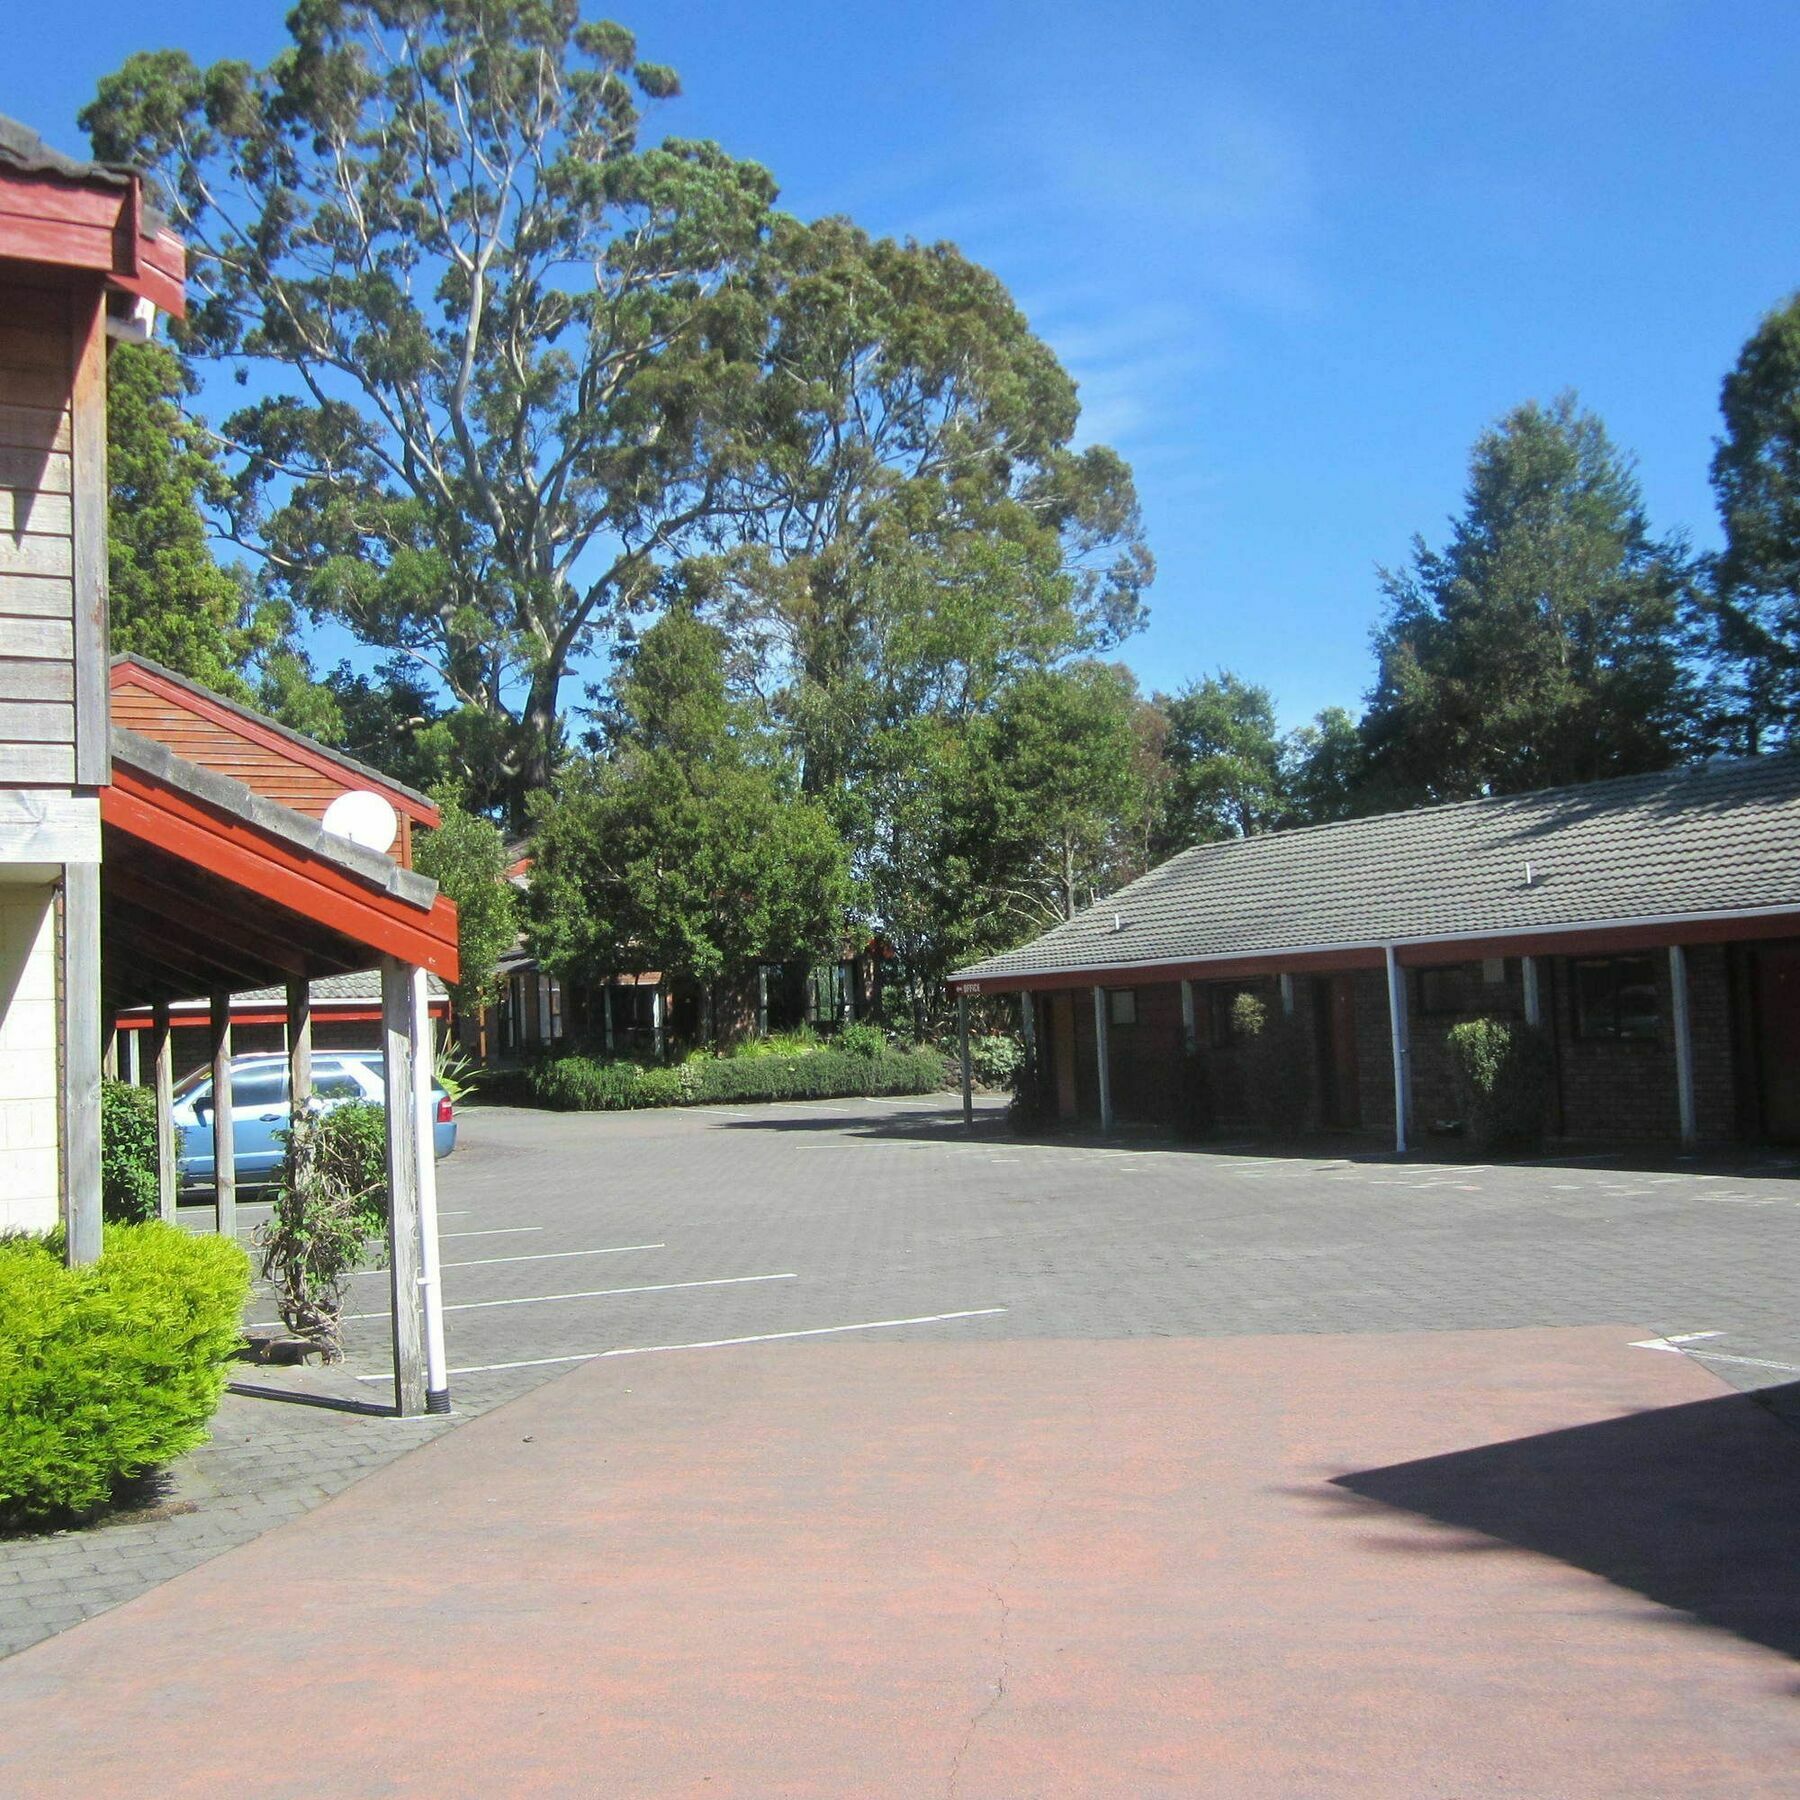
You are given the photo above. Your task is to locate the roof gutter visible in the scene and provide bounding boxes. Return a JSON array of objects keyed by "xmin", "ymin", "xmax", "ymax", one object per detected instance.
[{"xmin": 951, "ymin": 898, "xmax": 1800, "ymax": 990}]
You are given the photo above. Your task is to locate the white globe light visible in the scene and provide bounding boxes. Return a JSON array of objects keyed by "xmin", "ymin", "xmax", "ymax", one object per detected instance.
[{"xmin": 322, "ymin": 789, "xmax": 400, "ymax": 855}]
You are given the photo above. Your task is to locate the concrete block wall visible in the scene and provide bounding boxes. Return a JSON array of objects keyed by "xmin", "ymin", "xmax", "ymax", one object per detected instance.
[{"xmin": 0, "ymin": 883, "xmax": 61, "ymax": 1233}]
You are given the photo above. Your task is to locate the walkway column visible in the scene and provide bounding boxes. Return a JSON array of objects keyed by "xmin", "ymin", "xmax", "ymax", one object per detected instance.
[
  {"xmin": 1521, "ymin": 955, "xmax": 1542, "ymax": 1027},
  {"xmin": 411, "ymin": 965, "xmax": 451, "ymax": 1414},
  {"xmin": 152, "ymin": 999, "xmax": 177, "ymax": 1222},
  {"xmin": 756, "ymin": 967, "xmax": 768, "ymax": 1038},
  {"xmin": 603, "ymin": 982, "xmax": 615, "ymax": 1054},
  {"xmin": 1019, "ymin": 990, "xmax": 1036, "ymax": 1064},
  {"xmin": 285, "ymin": 977, "xmax": 312, "ymax": 1107},
  {"xmin": 652, "ymin": 984, "xmax": 665, "ymax": 1059},
  {"xmin": 958, "ymin": 992, "xmax": 974, "ymax": 1128},
  {"xmin": 1669, "ymin": 944, "xmax": 1697, "ymax": 1150},
  {"xmin": 380, "ymin": 956, "xmax": 427, "ymax": 1417},
  {"xmin": 102, "ymin": 1026, "xmax": 118, "ymax": 1081},
  {"xmin": 121, "ymin": 1028, "xmax": 140, "ymax": 1086},
  {"xmin": 1278, "ymin": 973, "xmax": 1295, "ymax": 1017},
  {"xmin": 60, "ymin": 862, "xmax": 103, "ymax": 1265},
  {"xmin": 1179, "ymin": 979, "xmax": 1197, "ymax": 1054},
  {"xmin": 1093, "ymin": 985, "xmax": 1114, "ymax": 1133},
  {"xmin": 1383, "ymin": 946, "xmax": 1410, "ymax": 1154},
  {"xmin": 208, "ymin": 987, "xmax": 236, "ymax": 1241}
]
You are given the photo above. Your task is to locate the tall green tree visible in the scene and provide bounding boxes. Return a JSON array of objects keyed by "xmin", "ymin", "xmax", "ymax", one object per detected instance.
[
  {"xmin": 1151, "ymin": 671, "xmax": 1290, "ymax": 854},
  {"xmin": 526, "ymin": 609, "xmax": 850, "ymax": 1025},
  {"xmin": 105, "ymin": 339, "xmax": 286, "ymax": 696},
  {"xmin": 1283, "ymin": 705, "xmax": 1366, "ymax": 824},
  {"xmin": 712, "ymin": 219, "xmax": 1152, "ymax": 806},
  {"xmin": 85, "ymin": 5, "xmax": 777, "ymax": 818},
  {"xmin": 1362, "ymin": 394, "xmax": 1696, "ymax": 802},
  {"xmin": 1708, "ymin": 292, "xmax": 1800, "ymax": 751}
]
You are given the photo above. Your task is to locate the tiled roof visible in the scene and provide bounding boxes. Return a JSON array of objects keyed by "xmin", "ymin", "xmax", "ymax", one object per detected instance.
[
  {"xmin": 234, "ymin": 971, "xmax": 450, "ymax": 1005},
  {"xmin": 952, "ymin": 753, "xmax": 1800, "ymax": 984}
]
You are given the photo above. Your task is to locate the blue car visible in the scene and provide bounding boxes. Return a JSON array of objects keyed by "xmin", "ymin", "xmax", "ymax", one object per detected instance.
[{"xmin": 173, "ymin": 1050, "xmax": 457, "ymax": 1191}]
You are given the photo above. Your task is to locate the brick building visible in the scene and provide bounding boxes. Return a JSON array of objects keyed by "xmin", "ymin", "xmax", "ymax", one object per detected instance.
[{"xmin": 950, "ymin": 756, "xmax": 1800, "ymax": 1150}]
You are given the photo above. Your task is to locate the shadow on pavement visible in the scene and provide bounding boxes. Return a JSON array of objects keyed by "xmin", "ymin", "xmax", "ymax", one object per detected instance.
[
  {"xmin": 1312, "ymin": 1380, "xmax": 1800, "ymax": 1665},
  {"xmin": 715, "ymin": 1101, "xmax": 1800, "ymax": 1182}
]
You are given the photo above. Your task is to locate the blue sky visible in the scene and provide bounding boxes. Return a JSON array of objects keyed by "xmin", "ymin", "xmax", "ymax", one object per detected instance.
[{"xmin": 9, "ymin": 1, "xmax": 1800, "ymax": 726}]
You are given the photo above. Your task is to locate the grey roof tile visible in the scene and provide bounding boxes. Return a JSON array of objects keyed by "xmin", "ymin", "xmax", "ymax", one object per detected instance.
[{"xmin": 952, "ymin": 754, "xmax": 1800, "ymax": 984}]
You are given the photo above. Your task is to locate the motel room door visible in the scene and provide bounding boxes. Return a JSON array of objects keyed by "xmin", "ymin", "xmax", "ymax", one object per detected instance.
[
  {"xmin": 1755, "ymin": 942, "xmax": 1800, "ymax": 1141},
  {"xmin": 1313, "ymin": 974, "xmax": 1361, "ymax": 1130},
  {"xmin": 1049, "ymin": 993, "xmax": 1079, "ymax": 1121}
]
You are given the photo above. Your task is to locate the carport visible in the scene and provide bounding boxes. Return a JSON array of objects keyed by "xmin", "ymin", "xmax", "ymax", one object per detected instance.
[{"xmin": 96, "ymin": 724, "xmax": 461, "ymax": 1415}]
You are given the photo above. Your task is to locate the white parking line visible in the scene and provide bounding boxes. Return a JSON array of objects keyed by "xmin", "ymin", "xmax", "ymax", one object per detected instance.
[
  {"xmin": 355, "ymin": 1306, "xmax": 1012, "ymax": 1379},
  {"xmin": 335, "ymin": 1271, "xmax": 797, "ymax": 1322},
  {"xmin": 348, "ymin": 1242, "xmax": 667, "ymax": 1276},
  {"xmin": 441, "ymin": 1226, "xmax": 543, "ymax": 1239}
]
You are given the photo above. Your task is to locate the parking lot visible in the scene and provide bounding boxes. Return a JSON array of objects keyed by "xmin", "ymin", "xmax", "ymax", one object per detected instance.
[
  {"xmin": 5, "ymin": 1097, "xmax": 1800, "ymax": 1793},
  {"xmin": 312, "ymin": 1094, "xmax": 1800, "ymax": 1407}
]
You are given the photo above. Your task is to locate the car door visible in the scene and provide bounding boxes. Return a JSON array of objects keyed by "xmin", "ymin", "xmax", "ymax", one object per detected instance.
[{"xmin": 229, "ymin": 1065, "xmax": 291, "ymax": 1182}]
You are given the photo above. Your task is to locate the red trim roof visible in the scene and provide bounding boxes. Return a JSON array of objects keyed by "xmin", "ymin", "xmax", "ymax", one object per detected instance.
[
  {"xmin": 103, "ymin": 762, "xmax": 460, "ymax": 984},
  {"xmin": 0, "ymin": 168, "xmax": 185, "ymax": 316}
]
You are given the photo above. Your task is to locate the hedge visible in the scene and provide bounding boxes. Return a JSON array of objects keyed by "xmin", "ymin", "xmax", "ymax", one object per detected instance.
[
  {"xmin": 0, "ymin": 1223, "xmax": 249, "ymax": 1526},
  {"xmin": 527, "ymin": 1046, "xmax": 948, "ymax": 1112},
  {"xmin": 101, "ymin": 1078, "xmax": 161, "ymax": 1224},
  {"xmin": 1445, "ymin": 1017, "xmax": 1555, "ymax": 1150}
]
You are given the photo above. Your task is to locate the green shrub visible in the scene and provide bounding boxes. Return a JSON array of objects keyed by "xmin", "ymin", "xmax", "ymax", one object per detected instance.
[
  {"xmin": 526, "ymin": 1047, "xmax": 946, "ymax": 1111},
  {"xmin": 968, "ymin": 1033, "xmax": 1022, "ymax": 1088},
  {"xmin": 259, "ymin": 1103, "xmax": 388, "ymax": 1359},
  {"xmin": 1008, "ymin": 1037, "xmax": 1050, "ymax": 1131},
  {"xmin": 100, "ymin": 1079, "xmax": 161, "ymax": 1224},
  {"xmin": 1446, "ymin": 1017, "xmax": 1555, "ymax": 1150},
  {"xmin": 837, "ymin": 1022, "xmax": 887, "ymax": 1060},
  {"xmin": 0, "ymin": 1223, "xmax": 249, "ymax": 1526}
]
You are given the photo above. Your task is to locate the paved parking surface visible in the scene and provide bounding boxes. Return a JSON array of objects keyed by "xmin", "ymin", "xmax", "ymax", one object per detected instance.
[{"xmin": 4, "ymin": 1094, "xmax": 1799, "ymax": 1773}]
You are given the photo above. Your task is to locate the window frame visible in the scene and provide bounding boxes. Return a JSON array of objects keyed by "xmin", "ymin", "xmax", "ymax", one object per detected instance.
[{"xmin": 1570, "ymin": 955, "xmax": 1662, "ymax": 1043}]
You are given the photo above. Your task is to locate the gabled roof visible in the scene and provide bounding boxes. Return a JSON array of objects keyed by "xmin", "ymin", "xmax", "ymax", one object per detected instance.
[
  {"xmin": 953, "ymin": 754, "xmax": 1800, "ymax": 988},
  {"xmin": 110, "ymin": 654, "xmax": 439, "ymax": 826}
]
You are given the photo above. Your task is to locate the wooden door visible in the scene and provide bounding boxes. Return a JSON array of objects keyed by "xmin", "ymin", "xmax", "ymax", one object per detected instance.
[
  {"xmin": 1050, "ymin": 993, "xmax": 1078, "ymax": 1121},
  {"xmin": 1313, "ymin": 974, "xmax": 1361, "ymax": 1129},
  {"xmin": 1756, "ymin": 943, "xmax": 1800, "ymax": 1141}
]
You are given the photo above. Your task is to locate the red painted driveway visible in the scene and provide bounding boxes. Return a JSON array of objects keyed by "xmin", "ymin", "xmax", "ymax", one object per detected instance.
[{"xmin": 2, "ymin": 1325, "xmax": 1796, "ymax": 1797}]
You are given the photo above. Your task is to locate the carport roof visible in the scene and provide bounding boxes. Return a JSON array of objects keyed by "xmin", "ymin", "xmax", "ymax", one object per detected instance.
[
  {"xmin": 952, "ymin": 753, "xmax": 1800, "ymax": 989},
  {"xmin": 101, "ymin": 725, "xmax": 459, "ymax": 1013}
]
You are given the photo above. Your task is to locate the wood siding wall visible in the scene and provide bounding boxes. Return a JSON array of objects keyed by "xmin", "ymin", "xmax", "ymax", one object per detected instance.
[{"xmin": 0, "ymin": 278, "xmax": 79, "ymax": 785}]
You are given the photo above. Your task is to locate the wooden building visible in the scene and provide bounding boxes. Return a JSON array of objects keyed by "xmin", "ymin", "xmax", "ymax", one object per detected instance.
[{"xmin": 952, "ymin": 756, "xmax": 1800, "ymax": 1152}]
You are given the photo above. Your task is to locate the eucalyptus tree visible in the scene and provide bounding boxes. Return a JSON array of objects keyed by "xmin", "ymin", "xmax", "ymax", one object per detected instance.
[{"xmin": 84, "ymin": 3, "xmax": 777, "ymax": 818}]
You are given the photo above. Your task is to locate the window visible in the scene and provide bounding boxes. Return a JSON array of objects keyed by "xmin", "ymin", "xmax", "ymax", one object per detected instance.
[
  {"xmin": 1417, "ymin": 965, "xmax": 1476, "ymax": 1017},
  {"xmin": 1107, "ymin": 988, "xmax": 1137, "ymax": 1027},
  {"xmin": 230, "ymin": 1067, "xmax": 288, "ymax": 1109},
  {"xmin": 1572, "ymin": 956, "xmax": 1660, "ymax": 1041},
  {"xmin": 311, "ymin": 1065, "xmax": 366, "ymax": 1101}
]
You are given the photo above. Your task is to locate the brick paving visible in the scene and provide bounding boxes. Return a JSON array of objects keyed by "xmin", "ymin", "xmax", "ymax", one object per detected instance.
[{"xmin": 4, "ymin": 1093, "xmax": 1797, "ymax": 1661}]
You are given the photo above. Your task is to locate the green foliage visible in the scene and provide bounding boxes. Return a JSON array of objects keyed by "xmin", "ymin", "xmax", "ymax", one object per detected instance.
[
  {"xmin": 968, "ymin": 1033, "xmax": 1022, "ymax": 1088},
  {"xmin": 100, "ymin": 1078, "xmax": 160, "ymax": 1224},
  {"xmin": 85, "ymin": 9, "xmax": 782, "ymax": 816},
  {"xmin": 527, "ymin": 1046, "xmax": 945, "ymax": 1111},
  {"xmin": 1446, "ymin": 1018, "xmax": 1555, "ymax": 1150},
  {"xmin": 1154, "ymin": 673, "xmax": 1292, "ymax": 851},
  {"xmin": 105, "ymin": 339, "xmax": 289, "ymax": 699},
  {"xmin": 414, "ymin": 790, "xmax": 520, "ymax": 1011},
  {"xmin": 0, "ymin": 1224, "xmax": 248, "ymax": 1526},
  {"xmin": 1008, "ymin": 1036, "xmax": 1049, "ymax": 1131},
  {"xmin": 1708, "ymin": 292, "xmax": 1800, "ymax": 750},
  {"xmin": 257, "ymin": 1103, "xmax": 388, "ymax": 1359},
  {"xmin": 1230, "ymin": 991, "xmax": 1269, "ymax": 1039},
  {"xmin": 837, "ymin": 1022, "xmax": 886, "ymax": 1060},
  {"xmin": 1363, "ymin": 394, "xmax": 1697, "ymax": 803},
  {"xmin": 529, "ymin": 610, "xmax": 852, "ymax": 1007}
]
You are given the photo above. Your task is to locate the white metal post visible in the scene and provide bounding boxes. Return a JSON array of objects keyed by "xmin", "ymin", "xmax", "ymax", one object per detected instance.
[
  {"xmin": 1521, "ymin": 955, "xmax": 1541, "ymax": 1028},
  {"xmin": 958, "ymin": 992, "xmax": 974, "ymax": 1128},
  {"xmin": 1278, "ymin": 972, "xmax": 1295, "ymax": 1017},
  {"xmin": 380, "ymin": 957, "xmax": 426, "ymax": 1416},
  {"xmin": 603, "ymin": 982, "xmax": 615, "ymax": 1054},
  {"xmin": 412, "ymin": 966, "xmax": 451, "ymax": 1412},
  {"xmin": 121, "ymin": 1027, "xmax": 140, "ymax": 1085},
  {"xmin": 756, "ymin": 966, "xmax": 768, "ymax": 1038},
  {"xmin": 152, "ymin": 998, "xmax": 177, "ymax": 1222},
  {"xmin": 1019, "ymin": 990, "xmax": 1036, "ymax": 1062},
  {"xmin": 652, "ymin": 984, "xmax": 665, "ymax": 1058},
  {"xmin": 1093, "ymin": 985, "xmax": 1114, "ymax": 1133},
  {"xmin": 1384, "ymin": 946, "xmax": 1410, "ymax": 1155},
  {"xmin": 209, "ymin": 987, "xmax": 236, "ymax": 1241},
  {"xmin": 1179, "ymin": 979, "xmax": 1197, "ymax": 1054},
  {"xmin": 1670, "ymin": 944, "xmax": 1697, "ymax": 1150}
]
